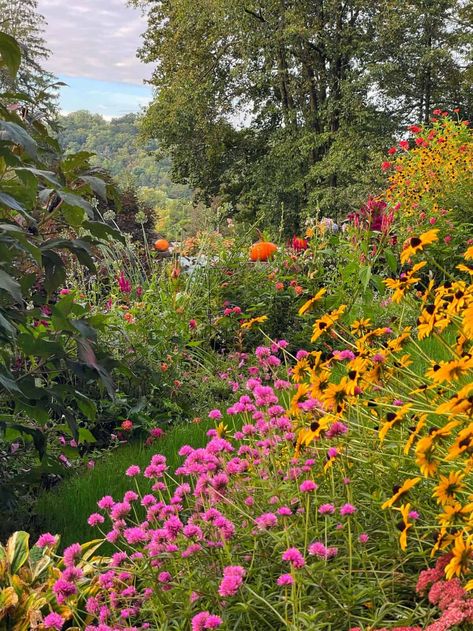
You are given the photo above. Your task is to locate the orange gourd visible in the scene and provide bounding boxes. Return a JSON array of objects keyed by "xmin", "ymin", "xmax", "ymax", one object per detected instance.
[
  {"xmin": 249, "ymin": 240, "xmax": 278, "ymax": 262},
  {"xmin": 154, "ymin": 239, "xmax": 170, "ymax": 252}
]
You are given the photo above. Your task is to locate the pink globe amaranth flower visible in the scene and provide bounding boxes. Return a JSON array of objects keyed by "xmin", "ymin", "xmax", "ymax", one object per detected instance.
[
  {"xmin": 151, "ymin": 427, "xmax": 164, "ymax": 438},
  {"xmin": 63, "ymin": 543, "xmax": 81, "ymax": 567},
  {"xmin": 308, "ymin": 541, "xmax": 328, "ymax": 558},
  {"xmin": 318, "ymin": 503, "xmax": 335, "ymax": 515},
  {"xmin": 299, "ymin": 480, "xmax": 318, "ymax": 493},
  {"xmin": 208, "ymin": 409, "xmax": 223, "ymax": 420},
  {"xmin": 43, "ymin": 612, "xmax": 64, "ymax": 630},
  {"xmin": 36, "ymin": 532, "xmax": 57, "ymax": 548},
  {"xmin": 189, "ymin": 319, "xmax": 197, "ymax": 329},
  {"xmin": 191, "ymin": 611, "xmax": 223, "ymax": 631},
  {"xmin": 282, "ymin": 547, "xmax": 305, "ymax": 569},
  {"xmin": 255, "ymin": 512, "xmax": 278, "ymax": 530},
  {"xmin": 277, "ymin": 506, "xmax": 292, "ymax": 516},
  {"xmin": 218, "ymin": 565, "xmax": 245, "ymax": 597},
  {"xmin": 87, "ymin": 513, "xmax": 105, "ymax": 527},
  {"xmin": 295, "ymin": 349, "xmax": 309, "ymax": 360},
  {"xmin": 97, "ymin": 495, "xmax": 115, "ymax": 510},
  {"xmin": 277, "ymin": 573, "xmax": 295, "ymax": 586},
  {"xmin": 158, "ymin": 571, "xmax": 172, "ymax": 583},
  {"xmin": 59, "ymin": 288, "xmax": 71, "ymax": 295},
  {"xmin": 358, "ymin": 533, "xmax": 369, "ymax": 544},
  {"xmin": 121, "ymin": 419, "xmax": 133, "ymax": 431},
  {"xmin": 125, "ymin": 465, "xmax": 140, "ymax": 477},
  {"xmin": 87, "ymin": 460, "xmax": 95, "ymax": 469},
  {"xmin": 340, "ymin": 503, "xmax": 357, "ymax": 516}
]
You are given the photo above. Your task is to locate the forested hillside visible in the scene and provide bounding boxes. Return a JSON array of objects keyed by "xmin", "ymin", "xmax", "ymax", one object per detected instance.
[
  {"xmin": 58, "ymin": 111, "xmax": 192, "ymax": 236},
  {"xmin": 59, "ymin": 110, "xmax": 190, "ymax": 199}
]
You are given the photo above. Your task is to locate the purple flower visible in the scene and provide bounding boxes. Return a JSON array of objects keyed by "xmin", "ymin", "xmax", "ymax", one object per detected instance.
[
  {"xmin": 340, "ymin": 503, "xmax": 357, "ymax": 516},
  {"xmin": 318, "ymin": 503, "xmax": 335, "ymax": 515},
  {"xmin": 277, "ymin": 573, "xmax": 294, "ymax": 586},
  {"xmin": 282, "ymin": 547, "xmax": 305, "ymax": 568},
  {"xmin": 208, "ymin": 409, "xmax": 223, "ymax": 420},
  {"xmin": 36, "ymin": 533, "xmax": 57, "ymax": 548},
  {"xmin": 43, "ymin": 612, "xmax": 64, "ymax": 630},
  {"xmin": 87, "ymin": 513, "xmax": 105, "ymax": 527},
  {"xmin": 299, "ymin": 480, "xmax": 318, "ymax": 493},
  {"xmin": 255, "ymin": 513, "xmax": 278, "ymax": 529}
]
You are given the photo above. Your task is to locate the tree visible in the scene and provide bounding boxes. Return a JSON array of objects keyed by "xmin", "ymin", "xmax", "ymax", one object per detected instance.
[
  {"xmin": 370, "ymin": 0, "xmax": 473, "ymax": 124},
  {"xmin": 132, "ymin": 0, "xmax": 471, "ymax": 230},
  {"xmin": 0, "ymin": 0, "xmax": 58, "ymax": 118}
]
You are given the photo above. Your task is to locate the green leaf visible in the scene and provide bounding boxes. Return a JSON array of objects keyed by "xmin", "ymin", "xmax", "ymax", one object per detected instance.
[
  {"xmin": 15, "ymin": 401, "xmax": 50, "ymax": 425},
  {"xmin": 75, "ymin": 392, "xmax": 97, "ymax": 422},
  {"xmin": 6, "ymin": 531, "xmax": 30, "ymax": 574},
  {"xmin": 0, "ymin": 268, "xmax": 22, "ymax": 301},
  {"xmin": 59, "ymin": 191, "xmax": 94, "ymax": 219},
  {"xmin": 62, "ymin": 204, "xmax": 85, "ymax": 227},
  {"xmin": 359, "ymin": 265, "xmax": 372, "ymax": 291},
  {"xmin": 385, "ymin": 249, "xmax": 398, "ymax": 274},
  {"xmin": 78, "ymin": 427, "xmax": 96, "ymax": 443},
  {"xmin": 0, "ymin": 121, "xmax": 37, "ymax": 158},
  {"xmin": 83, "ymin": 220, "xmax": 125, "ymax": 244},
  {"xmin": 77, "ymin": 175, "xmax": 107, "ymax": 200},
  {"xmin": 0, "ymin": 191, "xmax": 26, "ymax": 213},
  {"xmin": 0, "ymin": 32, "xmax": 21, "ymax": 78}
]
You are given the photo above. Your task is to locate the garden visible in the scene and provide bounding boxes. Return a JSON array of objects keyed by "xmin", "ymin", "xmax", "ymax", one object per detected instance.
[{"xmin": 1, "ymin": 5, "xmax": 473, "ymax": 631}]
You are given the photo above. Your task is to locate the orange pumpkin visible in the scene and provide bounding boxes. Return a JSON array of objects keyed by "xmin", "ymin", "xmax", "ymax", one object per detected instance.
[
  {"xmin": 154, "ymin": 238, "xmax": 170, "ymax": 252},
  {"xmin": 249, "ymin": 240, "xmax": 278, "ymax": 262}
]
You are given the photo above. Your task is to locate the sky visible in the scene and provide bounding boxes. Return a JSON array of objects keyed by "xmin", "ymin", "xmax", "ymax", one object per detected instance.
[{"xmin": 37, "ymin": 0, "xmax": 153, "ymax": 118}]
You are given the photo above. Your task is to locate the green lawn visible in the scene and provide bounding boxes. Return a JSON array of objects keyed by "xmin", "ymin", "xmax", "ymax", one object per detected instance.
[{"xmin": 36, "ymin": 419, "xmax": 218, "ymax": 548}]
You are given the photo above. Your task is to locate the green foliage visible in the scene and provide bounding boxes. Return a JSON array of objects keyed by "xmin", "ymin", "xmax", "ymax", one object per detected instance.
[
  {"xmin": 0, "ymin": 0, "xmax": 59, "ymax": 119},
  {"xmin": 133, "ymin": 0, "xmax": 471, "ymax": 230},
  {"xmin": 0, "ymin": 33, "xmax": 125, "ymax": 535}
]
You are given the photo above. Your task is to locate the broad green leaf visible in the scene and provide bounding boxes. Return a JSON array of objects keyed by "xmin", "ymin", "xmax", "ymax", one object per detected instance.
[
  {"xmin": 75, "ymin": 392, "xmax": 97, "ymax": 422},
  {"xmin": 77, "ymin": 175, "xmax": 107, "ymax": 200},
  {"xmin": 0, "ymin": 32, "xmax": 21, "ymax": 77},
  {"xmin": 0, "ymin": 191, "xmax": 26, "ymax": 213},
  {"xmin": 83, "ymin": 220, "xmax": 125, "ymax": 244},
  {"xmin": 78, "ymin": 427, "xmax": 96, "ymax": 443},
  {"xmin": 385, "ymin": 248, "xmax": 398, "ymax": 273},
  {"xmin": 0, "ymin": 268, "xmax": 22, "ymax": 301},
  {"xmin": 59, "ymin": 191, "xmax": 94, "ymax": 219},
  {"xmin": 6, "ymin": 531, "xmax": 29, "ymax": 574},
  {"xmin": 0, "ymin": 121, "xmax": 37, "ymax": 158}
]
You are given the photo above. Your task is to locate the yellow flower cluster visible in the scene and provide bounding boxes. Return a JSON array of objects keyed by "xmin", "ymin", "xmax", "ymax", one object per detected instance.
[
  {"xmin": 292, "ymin": 236, "xmax": 473, "ymax": 582},
  {"xmin": 385, "ymin": 116, "xmax": 473, "ymax": 219}
]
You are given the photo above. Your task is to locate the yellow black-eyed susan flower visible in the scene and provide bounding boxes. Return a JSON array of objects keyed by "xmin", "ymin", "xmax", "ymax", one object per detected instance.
[
  {"xmin": 400, "ymin": 228, "xmax": 439, "ymax": 264},
  {"xmin": 382, "ymin": 477, "xmax": 421, "ymax": 509},
  {"xmin": 298, "ymin": 287, "xmax": 326, "ymax": 316}
]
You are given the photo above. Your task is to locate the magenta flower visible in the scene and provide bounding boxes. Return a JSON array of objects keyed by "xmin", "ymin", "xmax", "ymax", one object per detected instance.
[
  {"xmin": 43, "ymin": 612, "xmax": 64, "ymax": 630},
  {"xmin": 125, "ymin": 465, "xmax": 141, "ymax": 477},
  {"xmin": 277, "ymin": 573, "xmax": 295, "ymax": 586},
  {"xmin": 318, "ymin": 503, "xmax": 335, "ymax": 515},
  {"xmin": 87, "ymin": 513, "xmax": 105, "ymax": 527},
  {"xmin": 191, "ymin": 611, "xmax": 223, "ymax": 630},
  {"xmin": 282, "ymin": 547, "xmax": 305, "ymax": 568},
  {"xmin": 340, "ymin": 503, "xmax": 357, "ymax": 516},
  {"xmin": 117, "ymin": 271, "xmax": 132, "ymax": 293},
  {"xmin": 299, "ymin": 480, "xmax": 318, "ymax": 493},
  {"xmin": 255, "ymin": 512, "xmax": 278, "ymax": 529},
  {"xmin": 208, "ymin": 409, "xmax": 223, "ymax": 420},
  {"xmin": 358, "ymin": 533, "xmax": 369, "ymax": 544},
  {"xmin": 218, "ymin": 565, "xmax": 246, "ymax": 597},
  {"xmin": 36, "ymin": 533, "xmax": 57, "ymax": 548}
]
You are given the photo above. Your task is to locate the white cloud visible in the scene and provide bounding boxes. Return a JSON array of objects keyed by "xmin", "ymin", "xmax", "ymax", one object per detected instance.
[{"xmin": 37, "ymin": 0, "xmax": 152, "ymax": 85}]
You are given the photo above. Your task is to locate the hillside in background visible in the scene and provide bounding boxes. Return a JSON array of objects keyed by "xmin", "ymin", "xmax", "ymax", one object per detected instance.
[{"xmin": 58, "ymin": 111, "xmax": 193, "ymax": 237}]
